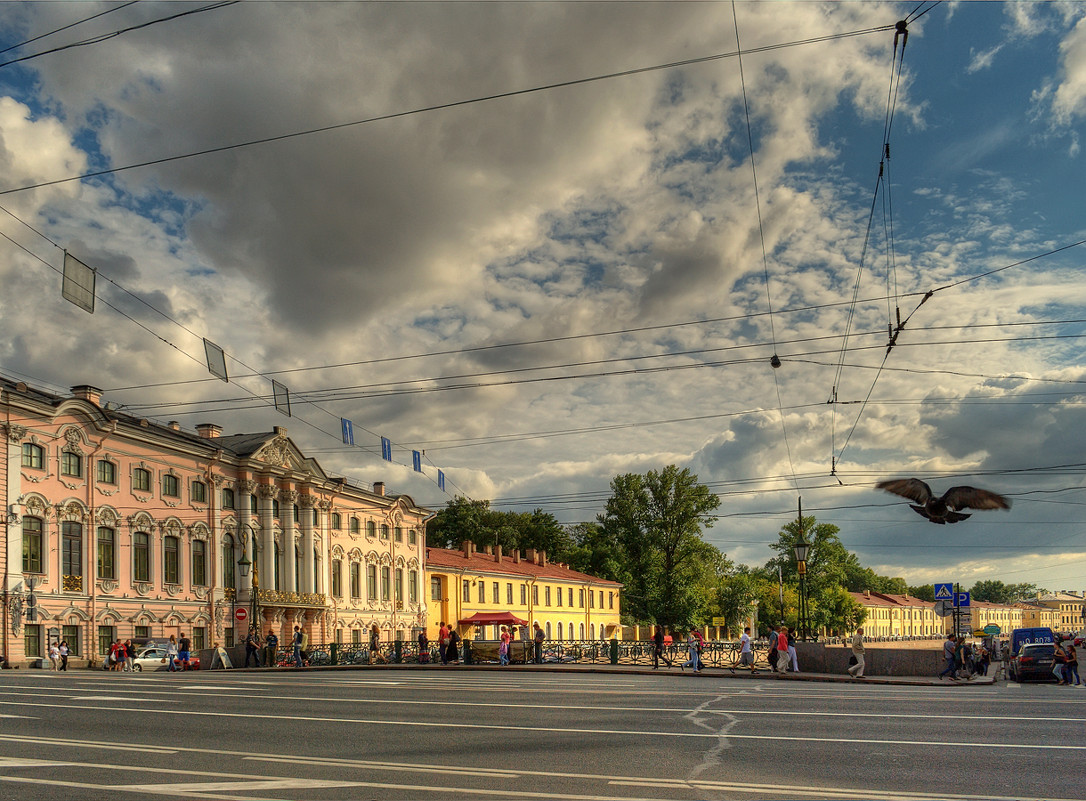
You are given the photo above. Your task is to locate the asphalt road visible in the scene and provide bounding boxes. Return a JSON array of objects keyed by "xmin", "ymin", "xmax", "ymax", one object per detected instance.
[{"xmin": 0, "ymin": 667, "xmax": 1082, "ymax": 801}]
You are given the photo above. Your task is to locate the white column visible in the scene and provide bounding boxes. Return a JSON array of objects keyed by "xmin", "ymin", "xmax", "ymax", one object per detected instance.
[
  {"xmin": 299, "ymin": 493, "xmax": 315, "ymax": 594},
  {"xmin": 282, "ymin": 488, "xmax": 297, "ymax": 593},
  {"xmin": 257, "ymin": 483, "xmax": 278, "ymax": 590}
]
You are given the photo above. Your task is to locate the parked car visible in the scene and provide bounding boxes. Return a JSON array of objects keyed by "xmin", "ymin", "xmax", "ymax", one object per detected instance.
[
  {"xmin": 1008, "ymin": 643, "xmax": 1057, "ymax": 683},
  {"xmin": 131, "ymin": 647, "xmax": 200, "ymax": 671}
]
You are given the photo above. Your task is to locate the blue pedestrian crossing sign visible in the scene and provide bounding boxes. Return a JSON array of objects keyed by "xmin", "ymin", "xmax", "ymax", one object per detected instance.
[
  {"xmin": 934, "ymin": 583, "xmax": 954, "ymax": 601},
  {"xmin": 956, "ymin": 591, "xmax": 971, "ymax": 608}
]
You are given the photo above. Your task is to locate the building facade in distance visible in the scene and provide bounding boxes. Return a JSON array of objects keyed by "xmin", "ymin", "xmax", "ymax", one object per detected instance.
[
  {"xmin": 1, "ymin": 380, "xmax": 430, "ymax": 667},
  {"xmin": 424, "ymin": 541, "xmax": 622, "ymax": 642}
]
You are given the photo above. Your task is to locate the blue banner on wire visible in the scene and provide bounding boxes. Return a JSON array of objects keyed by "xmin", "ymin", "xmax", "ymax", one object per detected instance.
[
  {"xmin": 412, "ymin": 450, "xmax": 422, "ymax": 472},
  {"xmin": 437, "ymin": 470, "xmax": 445, "ymax": 491},
  {"xmin": 340, "ymin": 418, "xmax": 355, "ymax": 446},
  {"xmin": 381, "ymin": 437, "xmax": 392, "ymax": 462}
]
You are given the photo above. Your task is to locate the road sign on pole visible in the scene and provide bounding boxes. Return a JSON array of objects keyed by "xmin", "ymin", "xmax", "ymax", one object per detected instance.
[
  {"xmin": 956, "ymin": 592, "xmax": 971, "ymax": 608},
  {"xmin": 234, "ymin": 607, "xmax": 248, "ymax": 623},
  {"xmin": 934, "ymin": 583, "xmax": 953, "ymax": 601}
]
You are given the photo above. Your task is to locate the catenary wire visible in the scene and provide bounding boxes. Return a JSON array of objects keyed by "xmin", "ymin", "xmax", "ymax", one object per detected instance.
[{"xmin": 0, "ymin": 1, "xmax": 140, "ymax": 56}]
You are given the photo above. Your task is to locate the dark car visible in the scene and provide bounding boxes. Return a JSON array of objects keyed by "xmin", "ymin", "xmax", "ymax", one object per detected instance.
[{"xmin": 1008, "ymin": 643, "xmax": 1057, "ymax": 683}]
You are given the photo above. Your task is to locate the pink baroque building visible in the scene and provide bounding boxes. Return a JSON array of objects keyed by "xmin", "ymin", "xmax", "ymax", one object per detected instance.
[{"xmin": 1, "ymin": 380, "xmax": 432, "ymax": 668}]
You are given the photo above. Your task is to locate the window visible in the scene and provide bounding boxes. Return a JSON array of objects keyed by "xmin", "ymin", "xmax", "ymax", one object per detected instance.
[
  {"xmin": 98, "ymin": 626, "xmax": 115, "ymax": 656},
  {"xmin": 133, "ymin": 468, "xmax": 151, "ymax": 492},
  {"xmin": 492, "ymin": 582, "xmax": 499, "ymax": 604},
  {"xmin": 61, "ymin": 450, "xmax": 83, "ymax": 478},
  {"xmin": 394, "ymin": 527, "xmax": 403, "ymax": 543},
  {"xmin": 274, "ymin": 543, "xmax": 281, "ymax": 590},
  {"xmin": 395, "ymin": 569, "xmax": 404, "ymax": 602},
  {"xmin": 350, "ymin": 563, "xmax": 361, "ymax": 598},
  {"xmin": 22, "ymin": 517, "xmax": 42, "ymax": 573},
  {"xmin": 350, "ymin": 518, "xmax": 360, "ymax": 535},
  {"xmin": 272, "ymin": 500, "xmax": 280, "ymax": 519},
  {"xmin": 609, "ymin": 592, "xmax": 614, "ymax": 609},
  {"xmin": 294, "ymin": 546, "xmax": 302, "ymax": 592},
  {"xmin": 222, "ymin": 488, "xmax": 235, "ymax": 509},
  {"xmin": 164, "ymin": 536, "xmax": 180, "ymax": 584},
  {"xmin": 532, "ymin": 585, "xmax": 539, "ymax": 605},
  {"xmin": 431, "ymin": 576, "xmax": 442, "ymax": 601},
  {"xmin": 62, "ymin": 624, "xmax": 81, "ymax": 655},
  {"xmin": 331, "ymin": 513, "xmax": 342, "ymax": 530},
  {"xmin": 545, "ymin": 587, "xmax": 551, "ymax": 607},
  {"xmin": 478, "ymin": 581, "xmax": 485, "ymax": 604},
  {"xmin": 62, "ymin": 522, "xmax": 82, "ymax": 578},
  {"xmin": 409, "ymin": 570, "xmax": 418, "ymax": 603},
  {"xmin": 408, "ymin": 529, "xmax": 417, "ymax": 545},
  {"xmin": 366, "ymin": 521, "xmax": 376, "ymax": 537},
  {"xmin": 381, "ymin": 567, "xmax": 390, "ymax": 601},
  {"xmin": 332, "ymin": 560, "xmax": 342, "ymax": 597},
  {"xmin": 313, "ymin": 550, "xmax": 321, "ymax": 593},
  {"xmin": 368, "ymin": 565, "xmax": 378, "ymax": 600},
  {"xmin": 579, "ymin": 589, "xmax": 585, "ymax": 608},
  {"xmin": 96, "ymin": 459, "xmax": 116, "ymax": 484},
  {"xmin": 546, "ymin": 622, "xmax": 552, "ymax": 639},
  {"xmin": 380, "ymin": 524, "xmax": 390, "ymax": 540},
  {"xmin": 250, "ymin": 494, "xmax": 258, "ymax": 515},
  {"xmin": 192, "ymin": 628, "xmax": 206, "ymax": 651},
  {"xmin": 97, "ymin": 527, "xmax": 115, "ymax": 579},
  {"xmin": 599, "ymin": 590, "xmax": 604, "ymax": 608},
  {"xmin": 192, "ymin": 481, "xmax": 207, "ymax": 503},
  {"xmin": 569, "ymin": 588, "xmax": 574, "ymax": 607},
  {"xmin": 225, "ymin": 627, "xmax": 235, "ymax": 648},
  {"xmin": 192, "ymin": 540, "xmax": 207, "ymax": 586},
  {"xmin": 507, "ymin": 583, "xmax": 513, "ymax": 605},
  {"xmin": 589, "ymin": 590, "xmax": 595, "ymax": 608},
  {"xmin": 462, "ymin": 579, "xmax": 470, "ymax": 602},
  {"xmin": 222, "ymin": 534, "xmax": 235, "ymax": 589},
  {"xmin": 520, "ymin": 584, "xmax": 527, "ymax": 605},
  {"xmin": 557, "ymin": 587, "xmax": 563, "ymax": 607},
  {"xmin": 24, "ymin": 625, "xmax": 41, "ymax": 657},
  {"xmin": 312, "ymin": 509, "xmax": 319, "ymax": 527},
  {"xmin": 134, "ymin": 532, "xmax": 150, "ymax": 582},
  {"xmin": 292, "ymin": 505, "xmax": 299, "ymax": 524},
  {"xmin": 162, "ymin": 473, "xmax": 179, "ymax": 497},
  {"xmin": 21, "ymin": 442, "xmax": 44, "ymax": 469},
  {"xmin": 352, "ymin": 628, "xmax": 362, "ymax": 645}
]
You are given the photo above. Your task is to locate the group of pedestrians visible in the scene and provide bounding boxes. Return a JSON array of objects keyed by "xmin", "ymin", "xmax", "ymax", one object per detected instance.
[
  {"xmin": 46, "ymin": 640, "xmax": 70, "ymax": 671},
  {"xmin": 1054, "ymin": 640, "xmax": 1081, "ymax": 685},
  {"xmin": 768, "ymin": 625, "xmax": 802, "ymax": 674},
  {"xmin": 938, "ymin": 634, "xmax": 992, "ymax": 681}
]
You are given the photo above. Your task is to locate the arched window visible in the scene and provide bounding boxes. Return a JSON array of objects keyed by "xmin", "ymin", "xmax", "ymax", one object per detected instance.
[
  {"xmin": 221, "ymin": 488, "xmax": 235, "ymax": 509},
  {"xmin": 21, "ymin": 442, "xmax": 44, "ymax": 469},
  {"xmin": 61, "ymin": 521, "xmax": 83, "ymax": 581},
  {"xmin": 331, "ymin": 512, "xmax": 342, "ymax": 530},
  {"xmin": 272, "ymin": 500, "xmax": 280, "ymax": 519},
  {"xmin": 294, "ymin": 545, "xmax": 302, "ymax": 592},
  {"xmin": 331, "ymin": 559, "xmax": 343, "ymax": 597},
  {"xmin": 96, "ymin": 459, "xmax": 116, "ymax": 484},
  {"xmin": 556, "ymin": 623, "xmax": 563, "ymax": 641},
  {"xmin": 350, "ymin": 563, "xmax": 361, "ymax": 598},
  {"xmin": 381, "ymin": 566, "xmax": 390, "ymax": 601},
  {"xmin": 134, "ymin": 531, "xmax": 151, "ymax": 582},
  {"xmin": 97, "ymin": 527, "xmax": 115, "ymax": 579},
  {"xmin": 222, "ymin": 534, "xmax": 235, "ymax": 589},
  {"xmin": 545, "ymin": 622, "xmax": 552, "ymax": 640},
  {"xmin": 161, "ymin": 473, "xmax": 179, "ymax": 497},
  {"xmin": 61, "ymin": 450, "xmax": 83, "ymax": 478},
  {"xmin": 314, "ymin": 548, "xmax": 321, "ymax": 592},
  {"xmin": 380, "ymin": 524, "xmax": 390, "ymax": 540},
  {"xmin": 365, "ymin": 520, "xmax": 376, "ymax": 537},
  {"xmin": 191, "ymin": 480, "xmax": 207, "ymax": 503},
  {"xmin": 133, "ymin": 467, "xmax": 151, "ymax": 492},
  {"xmin": 164, "ymin": 536, "xmax": 180, "ymax": 584},
  {"xmin": 579, "ymin": 623, "xmax": 585, "ymax": 640},
  {"xmin": 192, "ymin": 540, "xmax": 207, "ymax": 586},
  {"xmin": 274, "ymin": 542, "xmax": 282, "ymax": 590},
  {"xmin": 350, "ymin": 518, "xmax": 360, "ymax": 535},
  {"xmin": 22, "ymin": 517, "xmax": 43, "ymax": 573},
  {"xmin": 367, "ymin": 565, "xmax": 377, "ymax": 600}
]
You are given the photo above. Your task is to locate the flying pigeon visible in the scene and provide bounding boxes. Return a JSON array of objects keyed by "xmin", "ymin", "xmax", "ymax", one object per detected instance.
[{"xmin": 876, "ymin": 478, "xmax": 1011, "ymax": 524}]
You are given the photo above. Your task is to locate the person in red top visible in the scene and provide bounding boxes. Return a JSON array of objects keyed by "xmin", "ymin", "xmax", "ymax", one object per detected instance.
[
  {"xmin": 438, "ymin": 622, "xmax": 450, "ymax": 665},
  {"xmin": 499, "ymin": 625, "xmax": 511, "ymax": 666},
  {"xmin": 776, "ymin": 626, "xmax": 791, "ymax": 673}
]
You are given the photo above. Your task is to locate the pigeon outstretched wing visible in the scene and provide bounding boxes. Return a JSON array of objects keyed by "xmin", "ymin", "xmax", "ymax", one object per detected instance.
[
  {"xmin": 943, "ymin": 486, "xmax": 1010, "ymax": 511},
  {"xmin": 877, "ymin": 478, "xmax": 933, "ymax": 504}
]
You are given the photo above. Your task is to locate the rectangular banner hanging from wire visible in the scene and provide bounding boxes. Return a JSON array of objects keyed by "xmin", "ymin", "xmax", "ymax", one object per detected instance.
[
  {"xmin": 341, "ymin": 418, "xmax": 355, "ymax": 446},
  {"xmin": 381, "ymin": 437, "xmax": 392, "ymax": 462},
  {"xmin": 272, "ymin": 380, "xmax": 291, "ymax": 416},
  {"xmin": 61, "ymin": 251, "xmax": 96, "ymax": 313},
  {"xmin": 412, "ymin": 450, "xmax": 422, "ymax": 472},
  {"xmin": 203, "ymin": 339, "xmax": 229, "ymax": 382}
]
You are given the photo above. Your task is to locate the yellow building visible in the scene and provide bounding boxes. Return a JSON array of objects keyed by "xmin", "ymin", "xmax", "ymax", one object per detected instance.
[
  {"xmin": 1034, "ymin": 592, "xmax": 1086, "ymax": 633},
  {"xmin": 424, "ymin": 542, "xmax": 622, "ymax": 642},
  {"xmin": 849, "ymin": 591, "xmax": 941, "ymax": 637},
  {"xmin": 958, "ymin": 601, "xmax": 1022, "ymax": 636},
  {"xmin": 1015, "ymin": 601, "xmax": 1059, "ymax": 630}
]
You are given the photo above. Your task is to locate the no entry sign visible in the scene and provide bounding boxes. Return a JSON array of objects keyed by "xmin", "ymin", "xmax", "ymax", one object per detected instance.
[{"xmin": 234, "ymin": 607, "xmax": 248, "ymax": 623}]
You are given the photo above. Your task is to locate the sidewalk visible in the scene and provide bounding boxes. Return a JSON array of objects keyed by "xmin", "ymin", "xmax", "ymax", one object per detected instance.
[{"xmin": 227, "ymin": 660, "xmax": 996, "ymax": 686}]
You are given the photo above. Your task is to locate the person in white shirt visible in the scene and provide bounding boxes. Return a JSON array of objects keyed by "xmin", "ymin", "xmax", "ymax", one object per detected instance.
[
  {"xmin": 847, "ymin": 627, "xmax": 866, "ymax": 678},
  {"xmin": 48, "ymin": 642, "xmax": 60, "ymax": 670},
  {"xmin": 735, "ymin": 626, "xmax": 757, "ymax": 674}
]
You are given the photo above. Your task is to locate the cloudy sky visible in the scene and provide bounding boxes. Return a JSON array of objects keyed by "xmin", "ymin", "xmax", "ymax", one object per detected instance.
[{"xmin": 1, "ymin": 1, "xmax": 1085, "ymax": 591}]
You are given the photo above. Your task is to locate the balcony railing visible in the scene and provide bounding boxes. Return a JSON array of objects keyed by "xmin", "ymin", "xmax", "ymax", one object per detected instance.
[{"xmin": 257, "ymin": 589, "xmax": 326, "ymax": 607}]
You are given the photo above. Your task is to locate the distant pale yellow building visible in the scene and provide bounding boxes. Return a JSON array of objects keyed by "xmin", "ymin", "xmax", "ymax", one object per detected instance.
[
  {"xmin": 1034, "ymin": 591, "xmax": 1086, "ymax": 633},
  {"xmin": 424, "ymin": 542, "xmax": 622, "ymax": 642},
  {"xmin": 958, "ymin": 600, "xmax": 1022, "ymax": 636},
  {"xmin": 848, "ymin": 591, "xmax": 941, "ymax": 637},
  {"xmin": 1015, "ymin": 600, "xmax": 1059, "ymax": 630}
]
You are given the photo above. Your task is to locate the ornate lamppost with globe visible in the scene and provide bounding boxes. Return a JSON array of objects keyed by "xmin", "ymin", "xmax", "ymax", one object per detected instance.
[{"xmin": 793, "ymin": 528, "xmax": 812, "ymax": 642}]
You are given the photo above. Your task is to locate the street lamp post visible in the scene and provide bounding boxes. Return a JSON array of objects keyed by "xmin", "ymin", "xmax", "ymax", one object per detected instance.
[
  {"xmin": 793, "ymin": 497, "xmax": 812, "ymax": 642},
  {"xmin": 237, "ymin": 551, "xmax": 250, "ymax": 646}
]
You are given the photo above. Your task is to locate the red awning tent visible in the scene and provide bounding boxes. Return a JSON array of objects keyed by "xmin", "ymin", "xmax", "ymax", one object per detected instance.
[{"xmin": 457, "ymin": 611, "xmax": 528, "ymax": 627}]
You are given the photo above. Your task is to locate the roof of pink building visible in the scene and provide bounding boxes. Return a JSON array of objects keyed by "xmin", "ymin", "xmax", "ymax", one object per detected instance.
[
  {"xmin": 849, "ymin": 591, "xmax": 934, "ymax": 608},
  {"xmin": 425, "ymin": 546, "xmax": 622, "ymax": 587}
]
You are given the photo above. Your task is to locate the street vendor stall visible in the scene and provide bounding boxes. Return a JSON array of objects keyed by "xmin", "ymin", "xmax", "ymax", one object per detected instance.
[{"xmin": 457, "ymin": 612, "xmax": 531, "ymax": 664}]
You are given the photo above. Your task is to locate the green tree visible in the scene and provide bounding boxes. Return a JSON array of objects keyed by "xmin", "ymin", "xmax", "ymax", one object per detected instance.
[
  {"xmin": 907, "ymin": 584, "xmax": 935, "ymax": 602},
  {"xmin": 599, "ymin": 465, "xmax": 721, "ymax": 627}
]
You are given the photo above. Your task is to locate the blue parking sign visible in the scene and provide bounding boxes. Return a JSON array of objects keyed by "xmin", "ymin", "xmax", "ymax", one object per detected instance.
[
  {"xmin": 934, "ymin": 583, "xmax": 953, "ymax": 601},
  {"xmin": 956, "ymin": 592, "xmax": 971, "ymax": 607}
]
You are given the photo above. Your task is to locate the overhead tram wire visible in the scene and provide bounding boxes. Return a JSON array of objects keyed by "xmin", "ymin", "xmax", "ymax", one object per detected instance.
[
  {"xmin": 0, "ymin": 1, "xmax": 139, "ymax": 57},
  {"xmin": 0, "ymin": 2, "xmax": 239, "ymax": 70},
  {"xmin": 829, "ymin": 16, "xmax": 912, "ymax": 476},
  {"xmin": 732, "ymin": 0, "xmax": 797, "ymax": 492},
  {"xmin": 0, "ymin": 23, "xmax": 897, "ymax": 198}
]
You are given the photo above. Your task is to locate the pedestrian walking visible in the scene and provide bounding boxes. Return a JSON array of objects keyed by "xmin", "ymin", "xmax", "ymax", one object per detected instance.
[
  {"xmin": 1065, "ymin": 643, "xmax": 1081, "ymax": 686},
  {"xmin": 652, "ymin": 625, "xmax": 672, "ymax": 669},
  {"xmin": 59, "ymin": 641, "xmax": 69, "ymax": 671},
  {"xmin": 48, "ymin": 641, "xmax": 60, "ymax": 671},
  {"xmin": 766, "ymin": 626, "xmax": 780, "ymax": 669},
  {"xmin": 1054, "ymin": 641, "xmax": 1068, "ymax": 684},
  {"xmin": 369, "ymin": 624, "xmax": 387, "ymax": 664},
  {"xmin": 292, "ymin": 625, "xmax": 304, "ymax": 668},
  {"xmin": 776, "ymin": 626, "xmax": 791, "ymax": 674},
  {"xmin": 124, "ymin": 639, "xmax": 135, "ymax": 672},
  {"xmin": 446, "ymin": 627, "xmax": 462, "ymax": 664},
  {"xmin": 265, "ymin": 630, "xmax": 278, "ymax": 667},
  {"xmin": 787, "ymin": 628, "xmax": 799, "ymax": 672},
  {"xmin": 166, "ymin": 635, "xmax": 179, "ymax": 672},
  {"xmin": 178, "ymin": 633, "xmax": 191, "ymax": 670},
  {"xmin": 847, "ymin": 627, "xmax": 865, "ymax": 678},
  {"xmin": 244, "ymin": 627, "xmax": 262, "ymax": 667},
  {"xmin": 733, "ymin": 626, "xmax": 757, "ymax": 674},
  {"xmin": 418, "ymin": 629, "xmax": 430, "ymax": 664},
  {"xmin": 109, "ymin": 639, "xmax": 122, "ymax": 671},
  {"xmin": 499, "ymin": 625, "xmax": 511, "ymax": 666},
  {"xmin": 938, "ymin": 634, "xmax": 957, "ymax": 681},
  {"xmin": 532, "ymin": 622, "xmax": 545, "ymax": 664},
  {"xmin": 682, "ymin": 630, "xmax": 700, "ymax": 673},
  {"xmin": 439, "ymin": 621, "xmax": 450, "ymax": 665}
]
